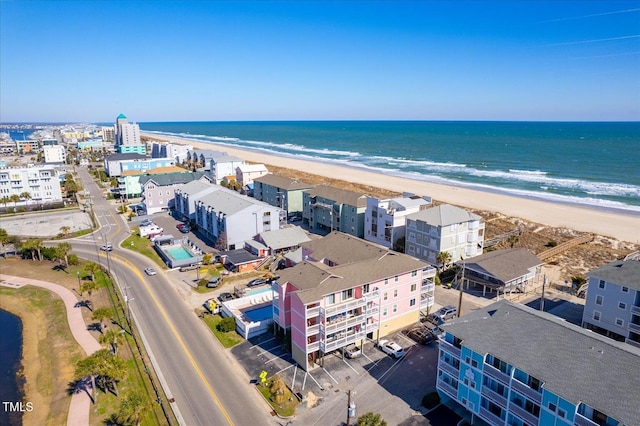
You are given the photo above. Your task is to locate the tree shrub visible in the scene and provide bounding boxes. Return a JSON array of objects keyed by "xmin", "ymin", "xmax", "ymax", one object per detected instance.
[
  {"xmin": 546, "ymin": 241, "xmax": 558, "ymax": 247},
  {"xmin": 67, "ymin": 254, "xmax": 79, "ymax": 265},
  {"xmin": 357, "ymin": 412, "xmax": 387, "ymax": 426},
  {"xmin": 217, "ymin": 317, "xmax": 236, "ymax": 333},
  {"xmin": 422, "ymin": 392, "xmax": 440, "ymax": 409}
]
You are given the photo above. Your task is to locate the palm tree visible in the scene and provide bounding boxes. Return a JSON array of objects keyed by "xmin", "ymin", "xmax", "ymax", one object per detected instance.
[
  {"xmin": 9, "ymin": 194, "xmax": 20, "ymax": 214},
  {"xmin": 0, "ymin": 195, "xmax": 10, "ymax": 211},
  {"xmin": 357, "ymin": 412, "xmax": 388, "ymax": 426},
  {"xmin": 96, "ymin": 349, "xmax": 126, "ymax": 397},
  {"xmin": 80, "ymin": 279, "xmax": 99, "ymax": 299},
  {"xmin": 92, "ymin": 307, "xmax": 113, "ymax": 333},
  {"xmin": 0, "ymin": 228, "xmax": 9, "ymax": 258},
  {"xmin": 114, "ymin": 392, "xmax": 152, "ymax": 426},
  {"xmin": 56, "ymin": 242, "xmax": 72, "ymax": 267},
  {"xmin": 99, "ymin": 328, "xmax": 122, "ymax": 354},
  {"xmin": 75, "ymin": 353, "xmax": 100, "ymax": 404},
  {"xmin": 83, "ymin": 261, "xmax": 101, "ymax": 282},
  {"xmin": 21, "ymin": 238, "xmax": 43, "ymax": 261},
  {"xmin": 436, "ymin": 251, "xmax": 452, "ymax": 272},
  {"xmin": 60, "ymin": 226, "xmax": 71, "ymax": 237},
  {"xmin": 19, "ymin": 191, "xmax": 31, "ymax": 206}
]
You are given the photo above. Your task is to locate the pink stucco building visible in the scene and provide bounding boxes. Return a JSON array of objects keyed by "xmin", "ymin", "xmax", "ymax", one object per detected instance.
[{"xmin": 272, "ymin": 232, "xmax": 436, "ymax": 371}]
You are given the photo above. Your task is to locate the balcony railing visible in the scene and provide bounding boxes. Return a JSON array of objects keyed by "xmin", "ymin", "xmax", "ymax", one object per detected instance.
[
  {"xmin": 574, "ymin": 413, "xmax": 599, "ymax": 426},
  {"xmin": 420, "ymin": 296, "xmax": 435, "ymax": 308},
  {"xmin": 438, "ymin": 361, "xmax": 460, "ymax": 378},
  {"xmin": 436, "ymin": 379, "xmax": 458, "ymax": 400},
  {"xmin": 307, "ymin": 341, "xmax": 320, "ymax": 352},
  {"xmin": 478, "ymin": 407, "xmax": 504, "ymax": 426},
  {"xmin": 306, "ymin": 306, "xmax": 321, "ymax": 317},
  {"xmin": 627, "ymin": 322, "xmax": 640, "ymax": 333},
  {"xmin": 630, "ymin": 305, "xmax": 640, "ymax": 315},
  {"xmin": 365, "ymin": 289, "xmax": 380, "ymax": 300},
  {"xmin": 365, "ymin": 306, "xmax": 379, "ymax": 317},
  {"xmin": 320, "ymin": 330, "xmax": 367, "ymax": 353},
  {"xmin": 480, "ymin": 387, "xmax": 507, "ymax": 408},
  {"xmin": 510, "ymin": 379, "xmax": 542, "ymax": 404},
  {"xmin": 307, "ymin": 324, "xmax": 320, "ymax": 335},
  {"xmin": 439, "ymin": 339, "xmax": 461, "ymax": 358},
  {"xmin": 483, "ymin": 363, "xmax": 511, "ymax": 386},
  {"xmin": 320, "ymin": 315, "xmax": 366, "ymax": 335},
  {"xmin": 321, "ymin": 298, "xmax": 367, "ymax": 318},
  {"xmin": 625, "ymin": 339, "xmax": 640, "ymax": 349},
  {"xmin": 509, "ymin": 402, "xmax": 540, "ymax": 426},
  {"xmin": 421, "ymin": 281, "xmax": 435, "ymax": 292}
]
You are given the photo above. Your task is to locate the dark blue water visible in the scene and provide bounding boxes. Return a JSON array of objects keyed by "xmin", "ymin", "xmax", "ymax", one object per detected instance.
[
  {"xmin": 0, "ymin": 309, "xmax": 24, "ymax": 426},
  {"xmin": 140, "ymin": 121, "xmax": 640, "ymax": 213}
]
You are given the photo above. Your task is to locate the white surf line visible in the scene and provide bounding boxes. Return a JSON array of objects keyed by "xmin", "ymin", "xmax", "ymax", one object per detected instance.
[
  {"xmin": 342, "ymin": 359, "xmax": 360, "ymax": 375},
  {"xmin": 322, "ymin": 367, "xmax": 339, "ymax": 384}
]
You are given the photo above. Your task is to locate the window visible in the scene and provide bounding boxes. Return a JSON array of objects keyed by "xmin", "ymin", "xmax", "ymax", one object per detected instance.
[
  {"xmin": 598, "ymin": 280, "xmax": 605, "ymax": 289},
  {"xmin": 394, "ymin": 275, "xmax": 399, "ymax": 282},
  {"xmin": 392, "ymin": 304, "xmax": 397, "ymax": 313},
  {"xmin": 383, "ymin": 307, "xmax": 387, "ymax": 316},
  {"xmin": 619, "ymin": 302, "xmax": 626, "ymax": 310},
  {"xmin": 616, "ymin": 318, "xmax": 624, "ymax": 326},
  {"xmin": 363, "ymin": 283, "xmax": 370, "ymax": 294},
  {"xmin": 342, "ymin": 289, "xmax": 353, "ymax": 300},
  {"xmin": 548, "ymin": 402, "xmax": 557, "ymax": 412},
  {"xmin": 410, "ymin": 298, "xmax": 416, "ymax": 307},
  {"xmin": 410, "ymin": 283, "xmax": 417, "ymax": 292},
  {"xmin": 384, "ymin": 278, "xmax": 389, "ymax": 285},
  {"xmin": 596, "ymin": 295, "xmax": 603, "ymax": 305},
  {"xmin": 471, "ymin": 359, "xmax": 478, "ymax": 368},
  {"xmin": 558, "ymin": 408, "xmax": 566, "ymax": 419},
  {"xmin": 412, "ymin": 270, "xmax": 417, "ymax": 277},
  {"xmin": 326, "ymin": 294, "xmax": 335, "ymax": 305},
  {"xmin": 393, "ymin": 289, "xmax": 398, "ymax": 298},
  {"xmin": 593, "ymin": 311, "xmax": 601, "ymax": 321},
  {"xmin": 383, "ymin": 292, "xmax": 388, "ymax": 301},
  {"xmin": 622, "ymin": 286, "xmax": 629, "ymax": 293}
]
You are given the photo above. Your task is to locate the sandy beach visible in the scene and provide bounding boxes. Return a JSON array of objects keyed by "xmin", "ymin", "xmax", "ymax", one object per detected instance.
[{"xmin": 143, "ymin": 133, "xmax": 639, "ymax": 244}]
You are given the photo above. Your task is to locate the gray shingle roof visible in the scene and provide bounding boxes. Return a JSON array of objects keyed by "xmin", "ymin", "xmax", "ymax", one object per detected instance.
[
  {"xmin": 442, "ymin": 300, "xmax": 640, "ymax": 425},
  {"xmin": 139, "ymin": 171, "xmax": 207, "ymax": 187},
  {"xmin": 458, "ymin": 248, "xmax": 543, "ymax": 283},
  {"xmin": 258, "ymin": 227, "xmax": 310, "ymax": 251},
  {"xmin": 304, "ymin": 185, "xmax": 368, "ymax": 207},
  {"xmin": 197, "ymin": 190, "xmax": 254, "ymax": 215},
  {"xmin": 106, "ymin": 153, "xmax": 147, "ymax": 161},
  {"xmin": 254, "ymin": 174, "xmax": 313, "ymax": 191},
  {"xmin": 178, "ymin": 180, "xmax": 219, "ymax": 197},
  {"xmin": 278, "ymin": 232, "xmax": 427, "ymax": 304},
  {"xmin": 406, "ymin": 204, "xmax": 481, "ymax": 226},
  {"xmin": 587, "ymin": 260, "xmax": 640, "ymax": 290}
]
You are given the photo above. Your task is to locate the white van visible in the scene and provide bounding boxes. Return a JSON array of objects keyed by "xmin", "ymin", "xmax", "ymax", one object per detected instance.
[{"xmin": 139, "ymin": 225, "xmax": 163, "ymax": 238}]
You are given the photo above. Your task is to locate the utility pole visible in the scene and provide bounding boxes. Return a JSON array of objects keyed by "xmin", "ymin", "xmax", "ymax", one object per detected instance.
[
  {"xmin": 540, "ymin": 275, "xmax": 546, "ymax": 312},
  {"xmin": 457, "ymin": 262, "xmax": 465, "ymax": 317},
  {"xmin": 346, "ymin": 390, "xmax": 356, "ymax": 426}
]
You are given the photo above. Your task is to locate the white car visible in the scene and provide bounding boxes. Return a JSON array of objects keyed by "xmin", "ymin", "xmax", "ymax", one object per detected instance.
[
  {"xmin": 378, "ymin": 339, "xmax": 405, "ymax": 359},
  {"xmin": 144, "ymin": 267, "xmax": 157, "ymax": 276},
  {"xmin": 100, "ymin": 244, "xmax": 113, "ymax": 251}
]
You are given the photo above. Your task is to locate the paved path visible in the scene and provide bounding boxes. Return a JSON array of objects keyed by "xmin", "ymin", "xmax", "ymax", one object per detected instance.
[{"xmin": 1, "ymin": 274, "xmax": 102, "ymax": 426}]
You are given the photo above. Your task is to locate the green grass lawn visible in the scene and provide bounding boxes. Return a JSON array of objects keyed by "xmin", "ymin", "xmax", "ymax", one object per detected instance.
[
  {"xmin": 121, "ymin": 233, "xmax": 166, "ymax": 268},
  {"xmin": 256, "ymin": 382, "xmax": 298, "ymax": 417},
  {"xmin": 202, "ymin": 314, "xmax": 244, "ymax": 348}
]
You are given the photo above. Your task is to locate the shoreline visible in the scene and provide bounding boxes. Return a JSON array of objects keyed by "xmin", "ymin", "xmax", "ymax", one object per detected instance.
[{"xmin": 142, "ymin": 132, "xmax": 640, "ymax": 243}]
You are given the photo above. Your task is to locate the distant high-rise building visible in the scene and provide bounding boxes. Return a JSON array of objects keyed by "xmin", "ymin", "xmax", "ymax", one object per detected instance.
[{"xmin": 114, "ymin": 113, "xmax": 143, "ymax": 154}]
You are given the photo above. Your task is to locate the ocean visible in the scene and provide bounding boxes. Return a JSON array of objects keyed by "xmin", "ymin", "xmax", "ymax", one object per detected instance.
[{"xmin": 140, "ymin": 121, "xmax": 640, "ymax": 214}]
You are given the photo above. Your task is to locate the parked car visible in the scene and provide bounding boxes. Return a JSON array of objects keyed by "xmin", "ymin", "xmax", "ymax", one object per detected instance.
[
  {"xmin": 178, "ymin": 226, "xmax": 190, "ymax": 234},
  {"xmin": 206, "ymin": 276, "xmax": 222, "ymax": 288},
  {"xmin": 149, "ymin": 233, "xmax": 163, "ymax": 242},
  {"xmin": 247, "ymin": 278, "xmax": 268, "ymax": 287},
  {"xmin": 378, "ymin": 340, "xmax": 405, "ymax": 359},
  {"xmin": 140, "ymin": 219, "xmax": 153, "ymax": 227},
  {"xmin": 404, "ymin": 327, "xmax": 435, "ymax": 345},
  {"xmin": 344, "ymin": 344, "xmax": 361, "ymax": 359},
  {"xmin": 179, "ymin": 263, "xmax": 201, "ymax": 272},
  {"xmin": 144, "ymin": 266, "xmax": 157, "ymax": 276},
  {"xmin": 434, "ymin": 305, "xmax": 458, "ymax": 321},
  {"xmin": 218, "ymin": 292, "xmax": 233, "ymax": 302},
  {"xmin": 422, "ymin": 313, "xmax": 445, "ymax": 326},
  {"xmin": 100, "ymin": 244, "xmax": 113, "ymax": 251}
]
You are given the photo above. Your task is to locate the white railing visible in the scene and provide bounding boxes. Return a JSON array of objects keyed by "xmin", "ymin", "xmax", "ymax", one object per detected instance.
[
  {"xmin": 306, "ymin": 305, "xmax": 321, "ymax": 317},
  {"xmin": 420, "ymin": 296, "xmax": 434, "ymax": 308},
  {"xmin": 320, "ymin": 315, "xmax": 366, "ymax": 335},
  {"xmin": 320, "ymin": 330, "xmax": 367, "ymax": 353},
  {"xmin": 321, "ymin": 298, "xmax": 367, "ymax": 318},
  {"xmin": 365, "ymin": 289, "xmax": 380, "ymax": 300}
]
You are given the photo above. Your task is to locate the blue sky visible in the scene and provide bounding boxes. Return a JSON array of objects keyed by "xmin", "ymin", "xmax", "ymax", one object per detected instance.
[{"xmin": 1, "ymin": 1, "xmax": 639, "ymax": 122}]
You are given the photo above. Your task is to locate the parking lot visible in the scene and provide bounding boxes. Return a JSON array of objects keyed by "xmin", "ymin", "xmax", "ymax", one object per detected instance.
[{"xmin": 231, "ymin": 328, "xmax": 446, "ymax": 425}]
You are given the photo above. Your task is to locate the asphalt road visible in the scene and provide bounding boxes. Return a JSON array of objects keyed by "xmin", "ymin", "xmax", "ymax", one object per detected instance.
[{"xmin": 68, "ymin": 168, "xmax": 272, "ymax": 426}]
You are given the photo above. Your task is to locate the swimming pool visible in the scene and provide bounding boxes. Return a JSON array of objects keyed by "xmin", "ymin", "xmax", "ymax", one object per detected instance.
[
  {"xmin": 244, "ymin": 305, "xmax": 273, "ymax": 322},
  {"xmin": 247, "ymin": 286, "xmax": 272, "ymax": 297},
  {"xmin": 167, "ymin": 246, "xmax": 194, "ymax": 260}
]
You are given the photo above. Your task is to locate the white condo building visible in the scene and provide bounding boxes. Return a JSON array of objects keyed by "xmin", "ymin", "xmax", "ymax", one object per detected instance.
[
  {"xmin": 43, "ymin": 145, "xmax": 66, "ymax": 164},
  {"xmin": 364, "ymin": 194, "xmax": 432, "ymax": 249},
  {"xmin": 0, "ymin": 165, "xmax": 63, "ymax": 205},
  {"xmin": 115, "ymin": 114, "xmax": 144, "ymax": 154}
]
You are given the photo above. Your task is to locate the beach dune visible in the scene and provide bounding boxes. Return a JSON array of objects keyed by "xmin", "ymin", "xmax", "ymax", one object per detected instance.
[{"xmin": 143, "ymin": 133, "xmax": 639, "ymax": 244}]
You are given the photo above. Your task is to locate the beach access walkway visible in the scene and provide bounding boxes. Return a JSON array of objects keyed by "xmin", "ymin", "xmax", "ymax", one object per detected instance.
[{"xmin": 1, "ymin": 274, "xmax": 102, "ymax": 426}]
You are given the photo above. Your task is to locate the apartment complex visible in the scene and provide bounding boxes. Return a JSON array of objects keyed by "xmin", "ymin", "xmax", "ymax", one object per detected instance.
[
  {"xmin": 150, "ymin": 141, "xmax": 193, "ymax": 163},
  {"xmin": 437, "ymin": 300, "xmax": 640, "ymax": 426},
  {"xmin": 114, "ymin": 113, "xmax": 144, "ymax": 154},
  {"xmin": 104, "ymin": 153, "xmax": 174, "ymax": 177},
  {"xmin": 193, "ymin": 186, "xmax": 284, "ymax": 250},
  {"xmin": 235, "ymin": 164, "xmax": 268, "ymax": 186},
  {"xmin": 174, "ymin": 180, "xmax": 220, "ymax": 221},
  {"xmin": 272, "ymin": 232, "xmax": 436, "ymax": 371},
  {"xmin": 253, "ymin": 174, "xmax": 314, "ymax": 215},
  {"xmin": 43, "ymin": 145, "xmax": 66, "ymax": 164},
  {"xmin": 0, "ymin": 165, "xmax": 63, "ymax": 204},
  {"xmin": 405, "ymin": 204, "xmax": 484, "ymax": 267},
  {"xmin": 582, "ymin": 259, "xmax": 640, "ymax": 348},
  {"xmin": 140, "ymin": 171, "xmax": 210, "ymax": 214},
  {"xmin": 303, "ymin": 185, "xmax": 368, "ymax": 238},
  {"xmin": 364, "ymin": 194, "xmax": 431, "ymax": 249}
]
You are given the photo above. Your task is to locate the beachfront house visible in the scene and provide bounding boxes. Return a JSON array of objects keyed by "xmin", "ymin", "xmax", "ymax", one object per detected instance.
[
  {"xmin": 116, "ymin": 166, "xmax": 190, "ymax": 199},
  {"xmin": 140, "ymin": 171, "xmax": 211, "ymax": 214},
  {"xmin": 437, "ymin": 300, "xmax": 640, "ymax": 426},
  {"xmin": 303, "ymin": 185, "xmax": 368, "ymax": 238},
  {"xmin": 0, "ymin": 165, "xmax": 63, "ymax": 207},
  {"xmin": 42, "ymin": 145, "xmax": 66, "ymax": 164},
  {"xmin": 582, "ymin": 258, "xmax": 640, "ymax": 348},
  {"xmin": 405, "ymin": 204, "xmax": 484, "ymax": 267},
  {"xmin": 455, "ymin": 248, "xmax": 543, "ymax": 298},
  {"xmin": 103, "ymin": 153, "xmax": 175, "ymax": 177},
  {"xmin": 194, "ymin": 186, "xmax": 284, "ymax": 250},
  {"xmin": 150, "ymin": 141, "xmax": 193, "ymax": 163},
  {"xmin": 253, "ymin": 174, "xmax": 314, "ymax": 217},
  {"xmin": 235, "ymin": 164, "xmax": 269, "ymax": 186},
  {"xmin": 208, "ymin": 154, "xmax": 245, "ymax": 184},
  {"xmin": 271, "ymin": 232, "xmax": 436, "ymax": 371},
  {"xmin": 364, "ymin": 194, "xmax": 432, "ymax": 250}
]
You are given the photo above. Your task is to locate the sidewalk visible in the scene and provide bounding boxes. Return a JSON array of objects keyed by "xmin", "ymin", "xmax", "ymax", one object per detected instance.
[{"xmin": 1, "ymin": 274, "xmax": 102, "ymax": 426}]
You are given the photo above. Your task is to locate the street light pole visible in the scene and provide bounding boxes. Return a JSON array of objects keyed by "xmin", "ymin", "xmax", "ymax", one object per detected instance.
[{"xmin": 76, "ymin": 271, "xmax": 81, "ymax": 290}]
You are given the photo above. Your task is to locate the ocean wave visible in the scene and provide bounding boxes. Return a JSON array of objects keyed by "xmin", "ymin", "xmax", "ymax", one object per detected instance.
[{"xmin": 508, "ymin": 169, "xmax": 548, "ymax": 176}]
